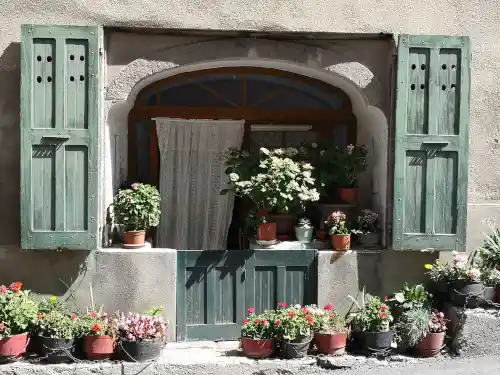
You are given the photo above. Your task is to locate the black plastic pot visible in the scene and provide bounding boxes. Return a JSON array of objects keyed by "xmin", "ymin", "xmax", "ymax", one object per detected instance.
[
  {"xmin": 38, "ymin": 336, "xmax": 74, "ymax": 363},
  {"xmin": 450, "ymin": 281, "xmax": 484, "ymax": 308},
  {"xmin": 483, "ymin": 286, "xmax": 496, "ymax": 305},
  {"xmin": 118, "ymin": 339, "xmax": 163, "ymax": 362},
  {"xmin": 353, "ymin": 331, "xmax": 393, "ymax": 356},
  {"xmin": 279, "ymin": 335, "xmax": 312, "ymax": 359}
]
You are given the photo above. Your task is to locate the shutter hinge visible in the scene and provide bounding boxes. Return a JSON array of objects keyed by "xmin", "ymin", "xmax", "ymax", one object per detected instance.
[{"xmin": 99, "ymin": 47, "xmax": 104, "ymax": 56}]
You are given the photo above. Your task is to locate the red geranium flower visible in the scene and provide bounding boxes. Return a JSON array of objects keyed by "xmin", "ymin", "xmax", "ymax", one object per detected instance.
[
  {"xmin": 256, "ymin": 210, "xmax": 266, "ymax": 218},
  {"xmin": 0, "ymin": 285, "xmax": 7, "ymax": 296},
  {"xmin": 383, "ymin": 296, "xmax": 388, "ymax": 301},
  {"xmin": 254, "ymin": 319, "xmax": 260, "ymax": 325},
  {"xmin": 89, "ymin": 312, "xmax": 98, "ymax": 318},
  {"xmin": 301, "ymin": 307, "xmax": 310, "ymax": 314},
  {"xmin": 329, "ymin": 313, "xmax": 335, "ymax": 319},
  {"xmin": 306, "ymin": 315, "xmax": 314, "ymax": 325},
  {"xmin": 380, "ymin": 312, "xmax": 387, "ymax": 319},
  {"xmin": 380, "ymin": 305, "xmax": 388, "ymax": 311},
  {"xmin": 274, "ymin": 320, "xmax": 281, "ymax": 325},
  {"xmin": 288, "ymin": 311, "xmax": 297, "ymax": 318},
  {"xmin": 247, "ymin": 307, "xmax": 255, "ymax": 314},
  {"xmin": 0, "ymin": 322, "xmax": 5, "ymax": 331},
  {"xmin": 243, "ymin": 319, "xmax": 250, "ymax": 325},
  {"xmin": 71, "ymin": 315, "xmax": 78, "ymax": 321},
  {"xmin": 91, "ymin": 323, "xmax": 101, "ymax": 333},
  {"xmin": 261, "ymin": 319, "xmax": 268, "ymax": 325},
  {"xmin": 9, "ymin": 281, "xmax": 22, "ymax": 293},
  {"xmin": 324, "ymin": 304, "xmax": 333, "ymax": 311},
  {"xmin": 278, "ymin": 302, "xmax": 288, "ymax": 308}
]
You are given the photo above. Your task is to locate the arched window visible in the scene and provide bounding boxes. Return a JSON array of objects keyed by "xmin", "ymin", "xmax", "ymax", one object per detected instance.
[{"xmin": 128, "ymin": 67, "xmax": 357, "ymax": 185}]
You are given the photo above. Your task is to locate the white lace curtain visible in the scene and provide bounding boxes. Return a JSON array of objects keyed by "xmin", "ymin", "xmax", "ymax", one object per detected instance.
[{"xmin": 155, "ymin": 118, "xmax": 244, "ymax": 250}]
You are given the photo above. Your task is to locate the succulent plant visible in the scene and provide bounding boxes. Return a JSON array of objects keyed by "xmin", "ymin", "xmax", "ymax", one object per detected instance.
[{"xmin": 297, "ymin": 217, "xmax": 312, "ymax": 228}]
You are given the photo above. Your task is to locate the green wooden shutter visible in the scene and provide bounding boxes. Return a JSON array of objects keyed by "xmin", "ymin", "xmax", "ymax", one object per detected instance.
[
  {"xmin": 393, "ymin": 35, "xmax": 471, "ymax": 251},
  {"xmin": 20, "ymin": 25, "xmax": 102, "ymax": 250}
]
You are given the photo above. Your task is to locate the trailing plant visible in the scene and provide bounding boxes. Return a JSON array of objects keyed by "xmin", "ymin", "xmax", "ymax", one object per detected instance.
[
  {"xmin": 274, "ymin": 303, "xmax": 315, "ymax": 340},
  {"xmin": 0, "ymin": 282, "xmax": 39, "ymax": 339},
  {"xmin": 222, "ymin": 147, "xmax": 320, "ymax": 214},
  {"xmin": 354, "ymin": 209, "xmax": 380, "ymax": 234},
  {"xmin": 38, "ymin": 296, "xmax": 70, "ymax": 315},
  {"xmin": 308, "ymin": 304, "xmax": 347, "ymax": 334},
  {"xmin": 241, "ymin": 308, "xmax": 277, "ymax": 339},
  {"xmin": 112, "ymin": 183, "xmax": 161, "ymax": 231},
  {"xmin": 394, "ymin": 307, "xmax": 431, "ymax": 348},
  {"xmin": 296, "ymin": 217, "xmax": 313, "ymax": 228},
  {"xmin": 35, "ymin": 311, "xmax": 78, "ymax": 339},
  {"xmin": 117, "ymin": 313, "xmax": 167, "ymax": 342},
  {"xmin": 325, "ymin": 211, "xmax": 351, "ymax": 235}
]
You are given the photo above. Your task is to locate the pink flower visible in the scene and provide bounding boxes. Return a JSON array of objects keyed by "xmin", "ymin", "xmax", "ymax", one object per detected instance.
[
  {"xmin": 131, "ymin": 183, "xmax": 138, "ymax": 190},
  {"xmin": 247, "ymin": 307, "xmax": 255, "ymax": 314},
  {"xmin": 0, "ymin": 322, "xmax": 5, "ymax": 331},
  {"xmin": 0, "ymin": 285, "xmax": 7, "ymax": 295},
  {"xmin": 127, "ymin": 334, "xmax": 135, "ymax": 341},
  {"xmin": 439, "ymin": 312, "xmax": 444, "ymax": 318},
  {"xmin": 278, "ymin": 302, "xmax": 288, "ymax": 308},
  {"xmin": 324, "ymin": 304, "xmax": 333, "ymax": 311}
]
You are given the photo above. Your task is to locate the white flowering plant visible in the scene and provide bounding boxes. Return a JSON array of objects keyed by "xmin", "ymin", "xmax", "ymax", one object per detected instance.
[
  {"xmin": 222, "ymin": 147, "xmax": 320, "ymax": 214},
  {"xmin": 336, "ymin": 144, "xmax": 368, "ymax": 188},
  {"xmin": 355, "ymin": 209, "xmax": 380, "ymax": 234},
  {"xmin": 425, "ymin": 252, "xmax": 481, "ymax": 284}
]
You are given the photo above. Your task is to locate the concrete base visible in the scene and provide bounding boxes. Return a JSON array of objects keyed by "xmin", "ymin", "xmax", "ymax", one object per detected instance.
[{"xmin": 446, "ymin": 306, "xmax": 500, "ymax": 356}]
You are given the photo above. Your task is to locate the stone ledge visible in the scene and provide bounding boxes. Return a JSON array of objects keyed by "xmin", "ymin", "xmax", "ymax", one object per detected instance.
[{"xmin": 446, "ymin": 306, "xmax": 500, "ymax": 356}]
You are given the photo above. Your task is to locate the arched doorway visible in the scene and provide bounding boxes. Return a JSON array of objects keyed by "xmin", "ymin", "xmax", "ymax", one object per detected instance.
[{"xmin": 127, "ymin": 66, "xmax": 358, "ymax": 248}]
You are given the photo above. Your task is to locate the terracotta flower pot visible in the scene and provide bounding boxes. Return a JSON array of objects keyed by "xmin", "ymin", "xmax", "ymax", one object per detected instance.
[
  {"xmin": 267, "ymin": 214, "xmax": 295, "ymax": 235},
  {"xmin": 331, "ymin": 234, "xmax": 351, "ymax": 251},
  {"xmin": 315, "ymin": 332, "xmax": 347, "ymax": 355},
  {"xmin": 123, "ymin": 230, "xmax": 146, "ymax": 248},
  {"xmin": 417, "ymin": 331, "xmax": 445, "ymax": 357},
  {"xmin": 256, "ymin": 223, "xmax": 277, "ymax": 241},
  {"xmin": 241, "ymin": 337, "xmax": 276, "ymax": 358},
  {"xmin": 83, "ymin": 335, "xmax": 115, "ymax": 360},
  {"xmin": 338, "ymin": 188, "xmax": 358, "ymax": 204},
  {"xmin": 0, "ymin": 333, "xmax": 29, "ymax": 359}
]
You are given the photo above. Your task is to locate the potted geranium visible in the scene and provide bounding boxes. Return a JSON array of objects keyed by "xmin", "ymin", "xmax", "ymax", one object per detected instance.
[
  {"xmin": 336, "ymin": 144, "xmax": 367, "ymax": 203},
  {"xmin": 310, "ymin": 304, "xmax": 348, "ymax": 355},
  {"xmin": 0, "ymin": 282, "xmax": 38, "ymax": 360},
  {"xmin": 416, "ymin": 311, "xmax": 448, "ymax": 357},
  {"xmin": 35, "ymin": 311, "xmax": 78, "ymax": 363},
  {"xmin": 274, "ymin": 303, "xmax": 314, "ymax": 359},
  {"xmin": 222, "ymin": 147, "xmax": 320, "ymax": 236},
  {"xmin": 325, "ymin": 211, "xmax": 352, "ymax": 251},
  {"xmin": 112, "ymin": 183, "xmax": 161, "ymax": 248},
  {"xmin": 79, "ymin": 310, "xmax": 117, "ymax": 360},
  {"xmin": 116, "ymin": 312, "xmax": 167, "ymax": 362},
  {"xmin": 252, "ymin": 209, "xmax": 276, "ymax": 242},
  {"xmin": 295, "ymin": 217, "xmax": 314, "ymax": 243},
  {"xmin": 241, "ymin": 308, "xmax": 277, "ymax": 358},
  {"xmin": 354, "ymin": 209, "xmax": 381, "ymax": 247},
  {"xmin": 348, "ymin": 295, "xmax": 393, "ymax": 355}
]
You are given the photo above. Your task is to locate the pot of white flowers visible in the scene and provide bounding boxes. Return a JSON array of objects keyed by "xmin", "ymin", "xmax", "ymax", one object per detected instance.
[
  {"xmin": 448, "ymin": 253, "xmax": 483, "ymax": 308},
  {"xmin": 354, "ymin": 209, "xmax": 381, "ymax": 247},
  {"xmin": 295, "ymin": 218, "xmax": 314, "ymax": 243}
]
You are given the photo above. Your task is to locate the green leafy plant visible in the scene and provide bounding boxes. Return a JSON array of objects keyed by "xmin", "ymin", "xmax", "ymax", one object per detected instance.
[
  {"xmin": 222, "ymin": 147, "xmax": 320, "ymax": 214},
  {"xmin": 76, "ymin": 310, "xmax": 118, "ymax": 338},
  {"xmin": 477, "ymin": 229, "xmax": 500, "ymax": 269},
  {"xmin": 296, "ymin": 217, "xmax": 313, "ymax": 228},
  {"xmin": 336, "ymin": 144, "xmax": 368, "ymax": 188},
  {"xmin": 0, "ymin": 282, "xmax": 39, "ymax": 339},
  {"xmin": 35, "ymin": 311, "xmax": 77, "ymax": 339},
  {"xmin": 38, "ymin": 296, "xmax": 70, "ymax": 315},
  {"xmin": 349, "ymin": 296, "xmax": 393, "ymax": 332},
  {"xmin": 325, "ymin": 211, "xmax": 351, "ymax": 235},
  {"xmin": 241, "ymin": 308, "xmax": 277, "ymax": 339},
  {"xmin": 354, "ymin": 209, "xmax": 380, "ymax": 234},
  {"xmin": 143, "ymin": 306, "xmax": 164, "ymax": 317},
  {"xmin": 425, "ymin": 253, "xmax": 481, "ymax": 284},
  {"xmin": 481, "ymin": 268, "xmax": 500, "ymax": 286},
  {"xmin": 112, "ymin": 183, "xmax": 161, "ymax": 231},
  {"xmin": 389, "ymin": 283, "xmax": 431, "ymax": 318}
]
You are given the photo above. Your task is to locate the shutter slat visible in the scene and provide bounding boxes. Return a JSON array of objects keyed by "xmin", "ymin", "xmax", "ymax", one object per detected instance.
[
  {"xmin": 393, "ymin": 34, "xmax": 470, "ymax": 251},
  {"xmin": 20, "ymin": 24, "xmax": 102, "ymax": 250}
]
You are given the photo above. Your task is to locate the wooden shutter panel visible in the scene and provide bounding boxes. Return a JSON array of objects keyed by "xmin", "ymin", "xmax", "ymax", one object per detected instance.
[
  {"xmin": 20, "ymin": 25, "xmax": 102, "ymax": 250},
  {"xmin": 393, "ymin": 35, "xmax": 471, "ymax": 251}
]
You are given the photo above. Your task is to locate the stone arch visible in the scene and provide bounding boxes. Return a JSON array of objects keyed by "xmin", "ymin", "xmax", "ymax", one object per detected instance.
[{"xmin": 104, "ymin": 58, "xmax": 389, "ymax": 246}]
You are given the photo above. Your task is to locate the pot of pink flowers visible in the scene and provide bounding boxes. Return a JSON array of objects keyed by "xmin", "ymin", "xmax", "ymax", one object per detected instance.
[{"xmin": 116, "ymin": 310, "xmax": 167, "ymax": 362}]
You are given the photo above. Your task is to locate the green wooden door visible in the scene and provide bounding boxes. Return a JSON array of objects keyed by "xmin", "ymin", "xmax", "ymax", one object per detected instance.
[
  {"xmin": 176, "ymin": 251, "xmax": 249, "ymax": 341},
  {"xmin": 245, "ymin": 250, "xmax": 318, "ymax": 313},
  {"xmin": 20, "ymin": 25, "xmax": 102, "ymax": 250},
  {"xmin": 393, "ymin": 35, "xmax": 471, "ymax": 251},
  {"xmin": 176, "ymin": 250, "xmax": 318, "ymax": 341}
]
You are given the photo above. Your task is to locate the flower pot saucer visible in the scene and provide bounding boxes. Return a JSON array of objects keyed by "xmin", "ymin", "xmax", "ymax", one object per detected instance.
[
  {"xmin": 255, "ymin": 239, "xmax": 278, "ymax": 247},
  {"xmin": 122, "ymin": 243, "xmax": 146, "ymax": 249}
]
